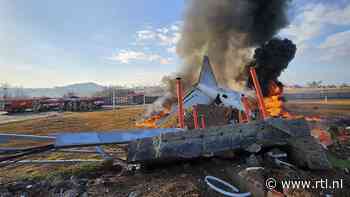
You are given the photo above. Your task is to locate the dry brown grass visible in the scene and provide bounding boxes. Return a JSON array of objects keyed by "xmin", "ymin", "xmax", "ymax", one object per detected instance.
[
  {"xmin": 0, "ymin": 107, "xmax": 145, "ymax": 183},
  {"xmin": 288, "ymin": 99, "xmax": 350, "ymax": 105},
  {"xmin": 285, "ymin": 99, "xmax": 350, "ymax": 117},
  {"xmin": 0, "ymin": 107, "xmax": 145, "ymax": 135}
]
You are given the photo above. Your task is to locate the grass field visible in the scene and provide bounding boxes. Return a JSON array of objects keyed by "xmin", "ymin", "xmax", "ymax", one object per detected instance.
[
  {"xmin": 0, "ymin": 103, "xmax": 349, "ymax": 196},
  {"xmin": 285, "ymin": 99, "xmax": 350, "ymax": 117},
  {"xmin": 0, "ymin": 107, "xmax": 145, "ymax": 136},
  {"xmin": 0, "ymin": 107, "xmax": 145, "ymax": 183},
  {"xmin": 0, "ymin": 106, "xmax": 210, "ymax": 196}
]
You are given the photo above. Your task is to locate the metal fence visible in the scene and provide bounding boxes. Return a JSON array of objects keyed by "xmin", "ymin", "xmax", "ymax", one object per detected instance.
[
  {"xmin": 285, "ymin": 92, "xmax": 350, "ymax": 100},
  {"xmin": 103, "ymin": 95, "xmax": 159, "ymax": 106}
]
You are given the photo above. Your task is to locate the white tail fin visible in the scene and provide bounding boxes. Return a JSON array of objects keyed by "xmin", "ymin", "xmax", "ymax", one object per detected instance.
[{"xmin": 198, "ymin": 56, "xmax": 218, "ymax": 87}]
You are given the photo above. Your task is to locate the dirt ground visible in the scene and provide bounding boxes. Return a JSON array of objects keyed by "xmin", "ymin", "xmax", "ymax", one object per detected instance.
[{"xmin": 0, "ymin": 102, "xmax": 349, "ymax": 197}]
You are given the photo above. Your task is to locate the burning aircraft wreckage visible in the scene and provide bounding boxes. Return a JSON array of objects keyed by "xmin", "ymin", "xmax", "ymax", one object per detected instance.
[
  {"xmin": 0, "ymin": 0, "xmax": 343, "ymax": 195},
  {"xmin": 0, "ymin": 50, "xmax": 331, "ymax": 169},
  {"xmin": 131, "ymin": 47, "xmax": 329, "ymax": 169}
]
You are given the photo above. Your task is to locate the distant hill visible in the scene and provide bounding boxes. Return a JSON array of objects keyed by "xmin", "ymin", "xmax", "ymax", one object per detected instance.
[{"xmin": 1, "ymin": 82, "xmax": 106, "ymax": 98}]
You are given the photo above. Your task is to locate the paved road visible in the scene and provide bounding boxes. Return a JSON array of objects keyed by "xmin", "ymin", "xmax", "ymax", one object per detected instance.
[{"xmin": 0, "ymin": 112, "xmax": 61, "ymax": 125}]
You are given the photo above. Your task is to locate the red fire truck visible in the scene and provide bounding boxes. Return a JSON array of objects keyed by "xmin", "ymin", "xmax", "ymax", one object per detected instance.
[{"xmin": 4, "ymin": 97, "xmax": 104, "ymax": 114}]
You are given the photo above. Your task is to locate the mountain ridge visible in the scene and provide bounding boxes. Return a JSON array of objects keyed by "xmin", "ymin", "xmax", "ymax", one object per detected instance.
[{"xmin": 1, "ymin": 82, "xmax": 106, "ymax": 98}]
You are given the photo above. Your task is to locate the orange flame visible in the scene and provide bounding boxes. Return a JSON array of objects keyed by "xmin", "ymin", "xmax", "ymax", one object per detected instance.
[
  {"xmin": 264, "ymin": 81, "xmax": 291, "ymax": 118},
  {"xmin": 136, "ymin": 108, "xmax": 170, "ymax": 128},
  {"xmin": 263, "ymin": 81, "xmax": 325, "ymax": 121}
]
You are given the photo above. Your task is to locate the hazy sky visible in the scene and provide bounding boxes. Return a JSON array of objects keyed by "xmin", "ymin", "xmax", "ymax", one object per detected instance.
[{"xmin": 0, "ymin": 0, "xmax": 349, "ymax": 88}]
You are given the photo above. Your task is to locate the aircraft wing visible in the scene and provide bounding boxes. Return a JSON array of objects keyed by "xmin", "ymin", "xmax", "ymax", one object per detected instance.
[{"xmin": 55, "ymin": 128, "xmax": 182, "ymax": 148}]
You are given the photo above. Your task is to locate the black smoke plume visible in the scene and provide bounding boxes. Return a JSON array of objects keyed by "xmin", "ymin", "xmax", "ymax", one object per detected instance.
[
  {"xmin": 248, "ymin": 38, "xmax": 297, "ymax": 96},
  {"xmin": 154, "ymin": 0, "xmax": 294, "ymax": 114},
  {"xmin": 173, "ymin": 0, "xmax": 292, "ymax": 92}
]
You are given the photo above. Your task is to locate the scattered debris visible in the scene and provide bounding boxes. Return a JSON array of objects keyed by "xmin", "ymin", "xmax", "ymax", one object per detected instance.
[
  {"xmin": 246, "ymin": 155, "xmax": 261, "ymax": 168},
  {"xmin": 204, "ymin": 176, "xmax": 251, "ymax": 197},
  {"xmin": 233, "ymin": 167, "xmax": 265, "ymax": 197}
]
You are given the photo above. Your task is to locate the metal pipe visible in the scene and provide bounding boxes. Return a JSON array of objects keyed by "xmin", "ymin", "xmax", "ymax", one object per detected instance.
[
  {"xmin": 241, "ymin": 95, "xmax": 252, "ymax": 122},
  {"xmin": 176, "ymin": 77, "xmax": 185, "ymax": 128},
  {"xmin": 249, "ymin": 67, "xmax": 269, "ymax": 120},
  {"xmin": 0, "ymin": 134, "xmax": 56, "ymax": 143},
  {"xmin": 201, "ymin": 114, "xmax": 206, "ymax": 129},
  {"xmin": 192, "ymin": 105, "xmax": 199, "ymax": 129},
  {"xmin": 1, "ymin": 159, "xmax": 104, "ymax": 165}
]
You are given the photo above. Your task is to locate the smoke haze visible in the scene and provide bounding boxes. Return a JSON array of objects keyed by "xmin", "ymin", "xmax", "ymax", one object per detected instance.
[
  {"xmin": 174, "ymin": 0, "xmax": 292, "ymax": 91},
  {"xmin": 150, "ymin": 0, "xmax": 296, "ymax": 116}
]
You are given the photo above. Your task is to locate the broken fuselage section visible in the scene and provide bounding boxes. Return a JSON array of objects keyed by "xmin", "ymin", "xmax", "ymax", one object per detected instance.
[
  {"xmin": 156, "ymin": 56, "xmax": 246, "ymax": 127},
  {"xmin": 128, "ymin": 118, "xmax": 331, "ymax": 170}
]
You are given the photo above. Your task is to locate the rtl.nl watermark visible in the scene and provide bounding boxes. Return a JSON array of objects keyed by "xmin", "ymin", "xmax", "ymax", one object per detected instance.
[{"xmin": 265, "ymin": 178, "xmax": 344, "ymax": 190}]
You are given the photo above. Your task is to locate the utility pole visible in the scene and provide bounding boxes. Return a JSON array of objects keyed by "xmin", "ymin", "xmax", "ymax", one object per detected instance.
[{"xmin": 112, "ymin": 87, "xmax": 116, "ymax": 110}]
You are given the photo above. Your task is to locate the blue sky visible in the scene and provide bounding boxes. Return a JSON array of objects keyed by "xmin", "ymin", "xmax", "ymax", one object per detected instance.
[{"xmin": 0, "ymin": 0, "xmax": 349, "ymax": 88}]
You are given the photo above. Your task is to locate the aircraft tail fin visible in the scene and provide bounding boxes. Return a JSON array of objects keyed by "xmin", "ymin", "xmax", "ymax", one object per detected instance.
[{"xmin": 198, "ymin": 56, "xmax": 218, "ymax": 87}]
